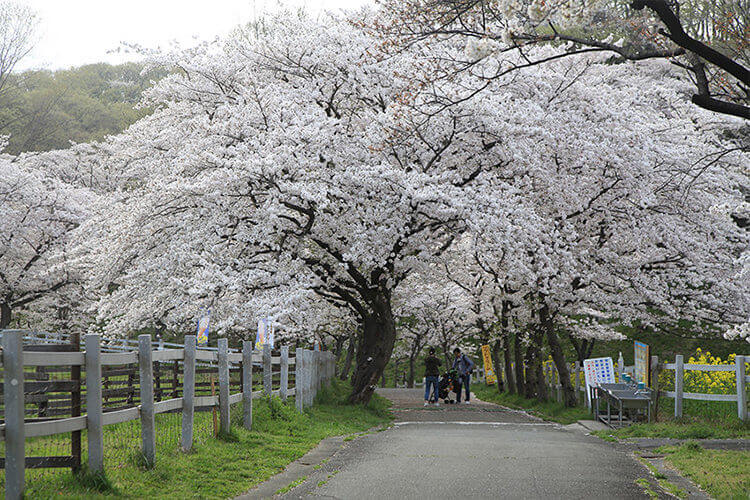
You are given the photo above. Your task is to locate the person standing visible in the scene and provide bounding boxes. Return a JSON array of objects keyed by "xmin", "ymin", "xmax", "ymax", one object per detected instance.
[
  {"xmin": 424, "ymin": 347, "xmax": 441, "ymax": 406},
  {"xmin": 452, "ymin": 348, "xmax": 475, "ymax": 404}
]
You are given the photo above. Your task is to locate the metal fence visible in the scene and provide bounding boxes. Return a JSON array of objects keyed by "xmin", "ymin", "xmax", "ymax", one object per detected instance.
[{"xmin": 0, "ymin": 331, "xmax": 335, "ymax": 500}]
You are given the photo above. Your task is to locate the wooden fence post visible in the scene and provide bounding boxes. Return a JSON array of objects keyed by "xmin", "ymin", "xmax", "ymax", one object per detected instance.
[
  {"xmin": 280, "ymin": 346, "xmax": 289, "ymax": 401},
  {"xmin": 138, "ymin": 334, "xmax": 156, "ymax": 467},
  {"xmin": 217, "ymin": 338, "xmax": 230, "ymax": 434},
  {"xmin": 674, "ymin": 354, "xmax": 684, "ymax": 419},
  {"xmin": 312, "ymin": 350, "xmax": 320, "ymax": 397},
  {"xmin": 263, "ymin": 343, "xmax": 272, "ymax": 395},
  {"xmin": 181, "ymin": 335, "xmax": 196, "ymax": 452},
  {"xmin": 295, "ymin": 348, "xmax": 305, "ymax": 411},
  {"xmin": 306, "ymin": 350, "xmax": 315, "ymax": 407},
  {"xmin": 85, "ymin": 334, "xmax": 104, "ymax": 473},
  {"xmin": 736, "ymin": 355, "xmax": 747, "ymax": 421},
  {"xmin": 242, "ymin": 341, "xmax": 254, "ymax": 429},
  {"xmin": 3, "ymin": 331, "xmax": 25, "ymax": 500}
]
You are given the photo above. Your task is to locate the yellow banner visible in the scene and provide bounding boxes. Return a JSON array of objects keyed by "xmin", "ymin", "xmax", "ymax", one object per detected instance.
[{"xmin": 481, "ymin": 344, "xmax": 497, "ymax": 385}]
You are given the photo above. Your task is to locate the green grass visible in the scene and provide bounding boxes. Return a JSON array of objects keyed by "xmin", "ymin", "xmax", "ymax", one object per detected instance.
[
  {"xmin": 472, "ymin": 384, "xmax": 590, "ymax": 424},
  {"xmin": 635, "ymin": 478, "xmax": 659, "ymax": 499},
  {"xmin": 656, "ymin": 443, "xmax": 750, "ymax": 499},
  {"xmin": 274, "ymin": 476, "xmax": 306, "ymax": 495},
  {"xmin": 592, "ymin": 419, "xmax": 750, "ymax": 441},
  {"xmin": 14, "ymin": 380, "xmax": 392, "ymax": 499}
]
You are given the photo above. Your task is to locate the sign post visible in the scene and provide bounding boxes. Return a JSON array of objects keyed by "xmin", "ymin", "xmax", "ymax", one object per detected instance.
[{"xmin": 481, "ymin": 344, "xmax": 497, "ymax": 385}]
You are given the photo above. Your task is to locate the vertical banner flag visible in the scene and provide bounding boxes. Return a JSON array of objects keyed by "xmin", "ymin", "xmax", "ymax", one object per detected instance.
[
  {"xmin": 256, "ymin": 318, "xmax": 275, "ymax": 350},
  {"xmin": 634, "ymin": 341, "xmax": 650, "ymax": 386},
  {"xmin": 196, "ymin": 310, "xmax": 210, "ymax": 347},
  {"xmin": 481, "ymin": 344, "xmax": 497, "ymax": 385}
]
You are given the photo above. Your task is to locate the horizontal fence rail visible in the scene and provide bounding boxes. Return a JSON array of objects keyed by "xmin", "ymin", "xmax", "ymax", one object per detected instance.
[{"xmin": 0, "ymin": 331, "xmax": 334, "ymax": 500}]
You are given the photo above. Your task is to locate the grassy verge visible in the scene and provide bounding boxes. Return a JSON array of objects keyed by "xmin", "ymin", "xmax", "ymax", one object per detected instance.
[
  {"xmin": 20, "ymin": 380, "xmax": 391, "ymax": 499},
  {"xmin": 656, "ymin": 443, "xmax": 750, "ymax": 499},
  {"xmin": 472, "ymin": 384, "xmax": 590, "ymax": 424},
  {"xmin": 592, "ymin": 419, "xmax": 750, "ymax": 441}
]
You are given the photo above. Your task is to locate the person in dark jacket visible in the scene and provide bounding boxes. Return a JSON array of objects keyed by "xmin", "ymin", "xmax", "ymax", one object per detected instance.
[
  {"xmin": 452, "ymin": 347, "xmax": 475, "ymax": 403},
  {"xmin": 424, "ymin": 347, "xmax": 441, "ymax": 406}
]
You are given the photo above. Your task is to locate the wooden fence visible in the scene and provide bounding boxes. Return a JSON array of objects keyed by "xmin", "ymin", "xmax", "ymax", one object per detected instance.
[{"xmin": 0, "ymin": 332, "xmax": 335, "ymax": 500}]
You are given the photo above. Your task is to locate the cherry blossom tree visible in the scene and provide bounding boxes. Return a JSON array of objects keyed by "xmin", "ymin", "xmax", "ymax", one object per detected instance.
[
  {"xmin": 0, "ymin": 144, "xmax": 94, "ymax": 329},
  {"xmin": 373, "ymin": 0, "xmax": 749, "ymax": 119},
  {"xmin": 77, "ymin": 13, "xmax": 512, "ymax": 403}
]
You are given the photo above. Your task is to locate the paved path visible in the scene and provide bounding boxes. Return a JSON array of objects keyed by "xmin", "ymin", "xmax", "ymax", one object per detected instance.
[{"xmin": 281, "ymin": 388, "xmax": 648, "ymax": 499}]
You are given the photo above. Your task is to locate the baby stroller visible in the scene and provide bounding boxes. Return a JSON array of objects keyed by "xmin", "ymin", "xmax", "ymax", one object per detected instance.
[{"xmin": 438, "ymin": 369, "xmax": 461, "ymax": 404}]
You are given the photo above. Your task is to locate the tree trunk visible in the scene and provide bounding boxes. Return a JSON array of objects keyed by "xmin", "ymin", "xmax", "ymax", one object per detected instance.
[
  {"xmin": 349, "ymin": 295, "xmax": 397, "ymax": 404},
  {"xmin": 334, "ymin": 335, "xmax": 346, "ymax": 368},
  {"xmin": 524, "ymin": 328, "xmax": 546, "ymax": 401},
  {"xmin": 514, "ymin": 332, "xmax": 525, "ymax": 395},
  {"xmin": 492, "ymin": 339, "xmax": 504, "ymax": 393},
  {"xmin": 0, "ymin": 302, "xmax": 11, "ymax": 330},
  {"xmin": 541, "ymin": 305, "xmax": 577, "ymax": 407},
  {"xmin": 502, "ymin": 335, "xmax": 515, "ymax": 394},
  {"xmin": 499, "ymin": 299, "xmax": 515, "ymax": 394},
  {"xmin": 340, "ymin": 332, "xmax": 356, "ymax": 381},
  {"xmin": 569, "ymin": 336, "xmax": 596, "ymax": 363},
  {"xmin": 408, "ymin": 354, "xmax": 416, "ymax": 388},
  {"xmin": 535, "ymin": 357, "xmax": 548, "ymax": 402},
  {"xmin": 523, "ymin": 342, "xmax": 537, "ymax": 399}
]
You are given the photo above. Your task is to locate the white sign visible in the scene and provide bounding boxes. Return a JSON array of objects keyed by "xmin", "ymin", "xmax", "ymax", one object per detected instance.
[{"xmin": 583, "ymin": 357, "xmax": 614, "ymax": 408}]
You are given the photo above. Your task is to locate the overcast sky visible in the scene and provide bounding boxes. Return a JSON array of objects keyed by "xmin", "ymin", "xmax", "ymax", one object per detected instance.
[{"xmin": 17, "ymin": 0, "xmax": 372, "ymax": 71}]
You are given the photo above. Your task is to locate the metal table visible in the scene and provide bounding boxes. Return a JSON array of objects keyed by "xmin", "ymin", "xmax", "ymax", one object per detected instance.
[{"xmin": 594, "ymin": 383, "xmax": 652, "ymax": 428}]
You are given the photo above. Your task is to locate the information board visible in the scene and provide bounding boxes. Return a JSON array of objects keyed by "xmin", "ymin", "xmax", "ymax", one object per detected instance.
[
  {"xmin": 583, "ymin": 357, "xmax": 614, "ymax": 407},
  {"xmin": 634, "ymin": 341, "xmax": 650, "ymax": 386},
  {"xmin": 481, "ymin": 344, "xmax": 497, "ymax": 385}
]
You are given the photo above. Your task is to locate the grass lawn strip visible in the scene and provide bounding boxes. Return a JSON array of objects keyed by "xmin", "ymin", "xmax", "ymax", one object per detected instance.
[
  {"xmin": 656, "ymin": 443, "xmax": 750, "ymax": 499},
  {"xmin": 472, "ymin": 384, "xmax": 590, "ymax": 424},
  {"xmin": 592, "ymin": 420, "xmax": 750, "ymax": 441},
  {"xmin": 18, "ymin": 380, "xmax": 392, "ymax": 499}
]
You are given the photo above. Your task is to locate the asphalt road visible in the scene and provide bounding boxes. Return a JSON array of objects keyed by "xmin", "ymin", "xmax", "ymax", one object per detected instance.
[{"xmin": 281, "ymin": 388, "xmax": 647, "ymax": 499}]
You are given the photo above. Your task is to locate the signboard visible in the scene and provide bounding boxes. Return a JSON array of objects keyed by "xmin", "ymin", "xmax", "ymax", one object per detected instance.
[
  {"xmin": 196, "ymin": 310, "xmax": 210, "ymax": 347},
  {"xmin": 256, "ymin": 318, "xmax": 274, "ymax": 350},
  {"xmin": 481, "ymin": 344, "xmax": 497, "ymax": 385},
  {"xmin": 634, "ymin": 341, "xmax": 650, "ymax": 386},
  {"xmin": 583, "ymin": 357, "xmax": 614, "ymax": 407}
]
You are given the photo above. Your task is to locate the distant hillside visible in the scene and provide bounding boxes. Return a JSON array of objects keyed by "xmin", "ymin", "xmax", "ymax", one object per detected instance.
[{"xmin": 0, "ymin": 62, "xmax": 166, "ymax": 155}]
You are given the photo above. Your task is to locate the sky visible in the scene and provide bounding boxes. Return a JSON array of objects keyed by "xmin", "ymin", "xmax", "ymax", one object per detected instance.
[{"xmin": 17, "ymin": 0, "xmax": 372, "ymax": 71}]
